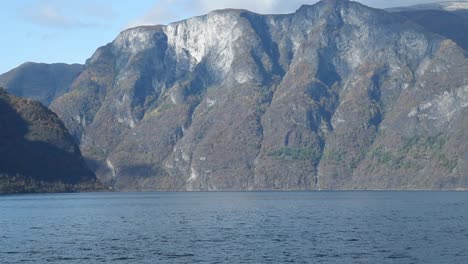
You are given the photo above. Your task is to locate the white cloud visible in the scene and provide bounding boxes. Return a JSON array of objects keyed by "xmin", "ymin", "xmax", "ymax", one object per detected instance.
[
  {"xmin": 127, "ymin": 0, "xmax": 187, "ymax": 28},
  {"xmin": 19, "ymin": 0, "xmax": 114, "ymax": 29},
  {"xmin": 20, "ymin": 1, "xmax": 88, "ymax": 28},
  {"xmin": 80, "ymin": 3, "xmax": 116, "ymax": 19}
]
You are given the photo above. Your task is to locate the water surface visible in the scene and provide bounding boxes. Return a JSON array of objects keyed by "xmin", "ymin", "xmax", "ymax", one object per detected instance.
[{"xmin": 1, "ymin": 192, "xmax": 467, "ymax": 263}]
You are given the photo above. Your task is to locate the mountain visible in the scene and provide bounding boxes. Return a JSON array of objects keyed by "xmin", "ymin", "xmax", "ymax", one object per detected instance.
[
  {"xmin": 388, "ymin": 1, "xmax": 468, "ymax": 51},
  {"xmin": 0, "ymin": 88, "xmax": 100, "ymax": 193},
  {"xmin": 387, "ymin": 1, "xmax": 468, "ymax": 12},
  {"xmin": 46, "ymin": 0, "xmax": 468, "ymax": 191},
  {"xmin": 0, "ymin": 62, "xmax": 84, "ymax": 106}
]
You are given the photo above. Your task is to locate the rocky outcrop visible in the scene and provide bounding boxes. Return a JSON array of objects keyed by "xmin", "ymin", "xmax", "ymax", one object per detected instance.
[
  {"xmin": 388, "ymin": 2, "xmax": 468, "ymax": 51},
  {"xmin": 0, "ymin": 88, "xmax": 100, "ymax": 193},
  {"xmin": 0, "ymin": 62, "xmax": 84, "ymax": 106},
  {"xmin": 49, "ymin": 0, "xmax": 467, "ymax": 191}
]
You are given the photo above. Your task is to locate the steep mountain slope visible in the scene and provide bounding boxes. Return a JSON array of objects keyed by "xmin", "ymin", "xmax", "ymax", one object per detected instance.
[
  {"xmin": 0, "ymin": 62, "xmax": 84, "ymax": 106},
  {"xmin": 388, "ymin": 2, "xmax": 468, "ymax": 51},
  {"xmin": 50, "ymin": 0, "xmax": 468, "ymax": 191},
  {"xmin": 0, "ymin": 88, "xmax": 99, "ymax": 193}
]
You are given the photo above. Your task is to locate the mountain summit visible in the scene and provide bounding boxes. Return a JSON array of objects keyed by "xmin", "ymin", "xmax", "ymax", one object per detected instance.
[{"xmin": 11, "ymin": 1, "xmax": 466, "ymax": 191}]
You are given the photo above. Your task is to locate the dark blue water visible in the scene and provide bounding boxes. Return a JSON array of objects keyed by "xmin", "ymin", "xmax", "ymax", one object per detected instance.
[{"xmin": 1, "ymin": 192, "xmax": 467, "ymax": 263}]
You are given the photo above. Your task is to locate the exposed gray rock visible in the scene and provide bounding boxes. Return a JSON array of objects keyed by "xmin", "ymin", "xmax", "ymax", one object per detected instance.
[
  {"xmin": 49, "ymin": 0, "xmax": 468, "ymax": 191},
  {"xmin": 388, "ymin": 2, "xmax": 468, "ymax": 51}
]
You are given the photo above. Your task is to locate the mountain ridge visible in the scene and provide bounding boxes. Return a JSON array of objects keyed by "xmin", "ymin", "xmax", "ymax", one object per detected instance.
[
  {"xmin": 387, "ymin": 1, "xmax": 468, "ymax": 12},
  {"xmin": 3, "ymin": 0, "xmax": 467, "ymax": 191},
  {"xmin": 389, "ymin": 2, "xmax": 468, "ymax": 51},
  {"xmin": 0, "ymin": 62, "xmax": 84, "ymax": 106},
  {"xmin": 0, "ymin": 88, "xmax": 101, "ymax": 193}
]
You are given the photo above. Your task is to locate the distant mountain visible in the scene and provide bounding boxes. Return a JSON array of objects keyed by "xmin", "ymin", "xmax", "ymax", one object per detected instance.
[
  {"xmin": 387, "ymin": 1, "xmax": 468, "ymax": 12},
  {"xmin": 0, "ymin": 62, "xmax": 84, "ymax": 106},
  {"xmin": 0, "ymin": 88, "xmax": 100, "ymax": 193},
  {"xmin": 44, "ymin": 0, "xmax": 467, "ymax": 191},
  {"xmin": 388, "ymin": 1, "xmax": 468, "ymax": 51}
]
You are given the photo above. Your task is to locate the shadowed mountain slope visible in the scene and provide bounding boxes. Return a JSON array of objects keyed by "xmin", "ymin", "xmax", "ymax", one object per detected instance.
[{"xmin": 0, "ymin": 88, "xmax": 99, "ymax": 193}]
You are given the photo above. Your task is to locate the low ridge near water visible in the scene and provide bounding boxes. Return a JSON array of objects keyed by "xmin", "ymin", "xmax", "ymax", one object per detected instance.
[
  {"xmin": 0, "ymin": 88, "xmax": 99, "ymax": 193},
  {"xmin": 1, "ymin": 0, "xmax": 467, "ymax": 191}
]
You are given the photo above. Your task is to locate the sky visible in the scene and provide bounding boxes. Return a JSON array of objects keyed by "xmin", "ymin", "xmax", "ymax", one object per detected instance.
[{"xmin": 0, "ymin": 0, "xmax": 462, "ymax": 74}]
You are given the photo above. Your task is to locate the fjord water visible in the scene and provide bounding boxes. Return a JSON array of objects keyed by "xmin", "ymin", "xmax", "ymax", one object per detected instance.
[{"xmin": 1, "ymin": 192, "xmax": 467, "ymax": 263}]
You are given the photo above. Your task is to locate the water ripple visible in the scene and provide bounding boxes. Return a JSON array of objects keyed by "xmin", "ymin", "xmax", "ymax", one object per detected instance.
[{"xmin": 0, "ymin": 192, "xmax": 467, "ymax": 263}]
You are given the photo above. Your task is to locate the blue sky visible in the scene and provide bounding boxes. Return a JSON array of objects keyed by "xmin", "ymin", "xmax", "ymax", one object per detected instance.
[{"xmin": 0, "ymin": 0, "xmax": 457, "ymax": 74}]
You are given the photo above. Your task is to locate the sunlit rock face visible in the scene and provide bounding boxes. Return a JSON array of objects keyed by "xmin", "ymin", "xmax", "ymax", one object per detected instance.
[{"xmin": 49, "ymin": 0, "xmax": 468, "ymax": 191}]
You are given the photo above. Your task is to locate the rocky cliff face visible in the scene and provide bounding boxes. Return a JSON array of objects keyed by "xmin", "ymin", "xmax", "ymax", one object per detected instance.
[
  {"xmin": 0, "ymin": 88, "xmax": 99, "ymax": 193},
  {"xmin": 0, "ymin": 62, "xmax": 84, "ymax": 106},
  {"xmin": 388, "ymin": 2, "xmax": 468, "ymax": 51},
  {"xmin": 49, "ymin": 0, "xmax": 468, "ymax": 190}
]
